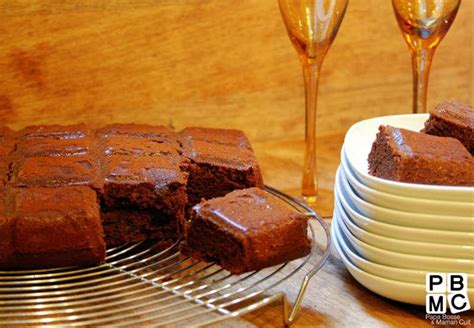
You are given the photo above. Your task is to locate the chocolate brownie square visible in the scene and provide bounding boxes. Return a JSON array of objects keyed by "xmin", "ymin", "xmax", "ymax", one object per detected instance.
[
  {"xmin": 97, "ymin": 124, "xmax": 179, "ymax": 147},
  {"xmin": 16, "ymin": 136, "xmax": 94, "ymax": 157},
  {"xmin": 101, "ymin": 210, "xmax": 178, "ymax": 247},
  {"xmin": 0, "ymin": 126, "xmax": 11, "ymax": 138},
  {"xmin": 0, "ymin": 189, "xmax": 13, "ymax": 266},
  {"xmin": 20, "ymin": 124, "xmax": 89, "ymax": 140},
  {"xmin": 180, "ymin": 127, "xmax": 253, "ymax": 149},
  {"xmin": 179, "ymin": 128, "xmax": 264, "ymax": 206},
  {"xmin": 183, "ymin": 188, "xmax": 311, "ymax": 274},
  {"xmin": 102, "ymin": 135, "xmax": 179, "ymax": 157},
  {"xmin": 2, "ymin": 186, "xmax": 106, "ymax": 269},
  {"xmin": 0, "ymin": 159, "xmax": 9, "ymax": 186},
  {"xmin": 422, "ymin": 100, "xmax": 474, "ymax": 154},
  {"xmin": 368, "ymin": 125, "xmax": 474, "ymax": 186},
  {"xmin": 11, "ymin": 155, "xmax": 102, "ymax": 189},
  {"xmin": 0, "ymin": 126, "xmax": 14, "ymax": 158},
  {"xmin": 16, "ymin": 124, "xmax": 94, "ymax": 157},
  {"xmin": 0, "ymin": 127, "xmax": 13, "ymax": 186},
  {"xmin": 102, "ymin": 155, "xmax": 187, "ymax": 223}
]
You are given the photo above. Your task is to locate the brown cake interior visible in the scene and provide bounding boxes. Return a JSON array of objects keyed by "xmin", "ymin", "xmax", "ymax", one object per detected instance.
[{"xmin": 101, "ymin": 210, "xmax": 177, "ymax": 247}]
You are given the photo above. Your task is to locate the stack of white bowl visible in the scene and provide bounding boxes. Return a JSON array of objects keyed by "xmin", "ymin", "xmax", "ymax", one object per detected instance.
[{"xmin": 332, "ymin": 113, "xmax": 474, "ymax": 305}]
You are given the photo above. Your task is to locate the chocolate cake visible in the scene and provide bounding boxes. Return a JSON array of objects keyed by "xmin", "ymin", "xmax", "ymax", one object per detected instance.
[
  {"xmin": 102, "ymin": 136, "xmax": 179, "ymax": 157},
  {"xmin": 0, "ymin": 126, "xmax": 12, "ymax": 138},
  {"xmin": 101, "ymin": 155, "xmax": 188, "ymax": 221},
  {"xmin": 180, "ymin": 127, "xmax": 264, "ymax": 206},
  {"xmin": 180, "ymin": 127, "xmax": 252, "ymax": 149},
  {"xmin": 0, "ymin": 160, "xmax": 8, "ymax": 186},
  {"xmin": 0, "ymin": 186, "xmax": 106, "ymax": 269},
  {"xmin": 368, "ymin": 125, "xmax": 474, "ymax": 186},
  {"xmin": 0, "ymin": 126, "xmax": 14, "ymax": 157},
  {"xmin": 12, "ymin": 155, "xmax": 103, "ymax": 189},
  {"xmin": 20, "ymin": 124, "xmax": 89, "ymax": 140},
  {"xmin": 101, "ymin": 210, "xmax": 177, "ymax": 247},
  {"xmin": 182, "ymin": 188, "xmax": 311, "ymax": 274},
  {"xmin": 98, "ymin": 124, "xmax": 188, "ymax": 232},
  {"xmin": 0, "ymin": 189, "xmax": 12, "ymax": 266},
  {"xmin": 97, "ymin": 124, "xmax": 179, "ymax": 148},
  {"xmin": 0, "ymin": 127, "xmax": 13, "ymax": 186},
  {"xmin": 12, "ymin": 124, "xmax": 102, "ymax": 189},
  {"xmin": 17, "ymin": 136, "xmax": 93, "ymax": 157},
  {"xmin": 421, "ymin": 100, "xmax": 474, "ymax": 154},
  {"xmin": 0, "ymin": 123, "xmax": 270, "ymax": 270}
]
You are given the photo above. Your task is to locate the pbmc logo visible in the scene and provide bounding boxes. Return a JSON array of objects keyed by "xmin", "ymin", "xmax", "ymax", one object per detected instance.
[{"xmin": 426, "ymin": 273, "xmax": 470, "ymax": 314}]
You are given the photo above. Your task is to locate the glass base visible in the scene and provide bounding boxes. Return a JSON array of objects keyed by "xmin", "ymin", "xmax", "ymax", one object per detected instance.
[{"xmin": 301, "ymin": 194, "xmax": 317, "ymax": 206}]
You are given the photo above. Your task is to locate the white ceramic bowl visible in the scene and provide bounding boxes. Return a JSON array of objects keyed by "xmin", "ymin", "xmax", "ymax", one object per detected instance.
[
  {"xmin": 335, "ymin": 175, "xmax": 474, "ymax": 245},
  {"xmin": 341, "ymin": 150, "xmax": 474, "ymax": 216},
  {"xmin": 331, "ymin": 218, "xmax": 427, "ymax": 305},
  {"xmin": 343, "ymin": 114, "xmax": 473, "ymax": 202},
  {"xmin": 332, "ymin": 217, "xmax": 474, "ymax": 286},
  {"xmin": 335, "ymin": 166, "xmax": 474, "ymax": 231},
  {"xmin": 334, "ymin": 205, "xmax": 474, "ymax": 272},
  {"xmin": 334, "ymin": 199, "xmax": 474, "ymax": 259}
]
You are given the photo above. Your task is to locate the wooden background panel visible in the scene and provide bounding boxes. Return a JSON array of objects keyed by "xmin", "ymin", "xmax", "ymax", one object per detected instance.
[
  {"xmin": 0, "ymin": 0, "xmax": 471, "ymax": 138},
  {"xmin": 0, "ymin": 0, "xmax": 471, "ymax": 215}
]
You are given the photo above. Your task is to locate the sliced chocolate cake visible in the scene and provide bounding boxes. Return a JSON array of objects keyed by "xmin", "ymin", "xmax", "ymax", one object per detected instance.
[
  {"xmin": 368, "ymin": 125, "xmax": 474, "ymax": 186},
  {"xmin": 422, "ymin": 100, "xmax": 474, "ymax": 154},
  {"xmin": 1, "ymin": 186, "xmax": 106, "ymax": 269},
  {"xmin": 0, "ymin": 123, "xmax": 272, "ymax": 270},
  {"xmin": 179, "ymin": 127, "xmax": 264, "ymax": 206},
  {"xmin": 182, "ymin": 188, "xmax": 311, "ymax": 274}
]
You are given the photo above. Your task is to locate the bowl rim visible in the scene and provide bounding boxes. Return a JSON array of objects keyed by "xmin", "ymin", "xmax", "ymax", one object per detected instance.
[
  {"xmin": 343, "ymin": 113, "xmax": 473, "ymax": 199},
  {"xmin": 335, "ymin": 166, "xmax": 474, "ymax": 230},
  {"xmin": 331, "ymin": 214, "xmax": 474, "ymax": 285},
  {"xmin": 334, "ymin": 198, "xmax": 474, "ymax": 259}
]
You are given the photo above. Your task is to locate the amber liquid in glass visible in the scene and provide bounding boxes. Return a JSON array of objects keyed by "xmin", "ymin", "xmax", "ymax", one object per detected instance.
[
  {"xmin": 392, "ymin": 0, "xmax": 460, "ymax": 113},
  {"xmin": 279, "ymin": 0, "xmax": 348, "ymax": 203}
]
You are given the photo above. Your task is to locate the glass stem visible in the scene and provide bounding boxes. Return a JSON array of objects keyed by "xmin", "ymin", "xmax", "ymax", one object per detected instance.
[
  {"xmin": 301, "ymin": 61, "xmax": 321, "ymax": 201},
  {"xmin": 411, "ymin": 47, "xmax": 435, "ymax": 114}
]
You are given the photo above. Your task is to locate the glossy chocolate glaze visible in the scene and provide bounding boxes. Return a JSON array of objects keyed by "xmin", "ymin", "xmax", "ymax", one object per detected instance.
[
  {"xmin": 1, "ymin": 186, "xmax": 106, "ymax": 269},
  {"xmin": 389, "ymin": 126, "xmax": 472, "ymax": 161},
  {"xmin": 180, "ymin": 127, "xmax": 252, "ymax": 149},
  {"xmin": 20, "ymin": 124, "xmax": 89, "ymax": 140},
  {"xmin": 97, "ymin": 124, "xmax": 178, "ymax": 145},
  {"xmin": 12, "ymin": 155, "xmax": 102, "ymax": 189},
  {"xmin": 17, "ymin": 136, "xmax": 93, "ymax": 157},
  {"xmin": 428, "ymin": 100, "xmax": 473, "ymax": 129},
  {"xmin": 103, "ymin": 135, "xmax": 179, "ymax": 157},
  {"xmin": 103, "ymin": 154, "xmax": 187, "ymax": 193},
  {"xmin": 182, "ymin": 139, "xmax": 258, "ymax": 169},
  {"xmin": 422, "ymin": 100, "xmax": 474, "ymax": 154},
  {"xmin": 369, "ymin": 125, "xmax": 474, "ymax": 185},
  {"xmin": 184, "ymin": 188, "xmax": 311, "ymax": 274}
]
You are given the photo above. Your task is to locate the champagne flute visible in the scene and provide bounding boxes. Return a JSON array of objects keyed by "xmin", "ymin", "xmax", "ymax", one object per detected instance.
[
  {"xmin": 278, "ymin": 0, "xmax": 348, "ymax": 203},
  {"xmin": 392, "ymin": 0, "xmax": 461, "ymax": 114}
]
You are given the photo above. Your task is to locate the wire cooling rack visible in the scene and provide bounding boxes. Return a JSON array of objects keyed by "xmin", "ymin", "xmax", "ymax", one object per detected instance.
[{"xmin": 0, "ymin": 186, "xmax": 330, "ymax": 327}]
